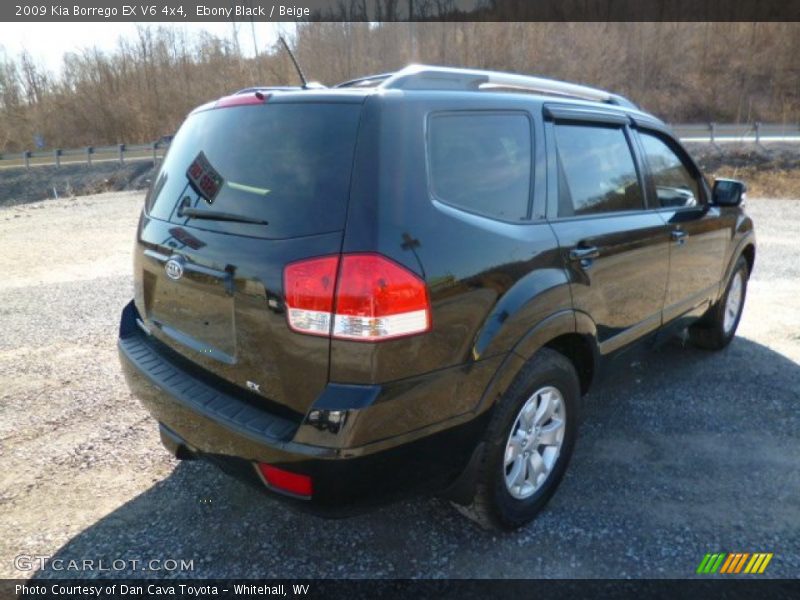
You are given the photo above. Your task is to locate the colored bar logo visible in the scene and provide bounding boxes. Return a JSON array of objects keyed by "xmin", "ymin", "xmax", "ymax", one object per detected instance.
[{"xmin": 697, "ymin": 552, "xmax": 773, "ymax": 574}]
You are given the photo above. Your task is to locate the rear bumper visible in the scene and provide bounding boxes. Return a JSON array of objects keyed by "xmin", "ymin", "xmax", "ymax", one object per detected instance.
[{"xmin": 118, "ymin": 301, "xmax": 488, "ymax": 513}]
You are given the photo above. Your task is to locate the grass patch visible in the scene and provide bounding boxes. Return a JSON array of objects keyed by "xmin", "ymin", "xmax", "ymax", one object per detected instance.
[
  {"xmin": 709, "ymin": 166, "xmax": 800, "ymax": 198},
  {"xmin": 687, "ymin": 142, "xmax": 800, "ymax": 199}
]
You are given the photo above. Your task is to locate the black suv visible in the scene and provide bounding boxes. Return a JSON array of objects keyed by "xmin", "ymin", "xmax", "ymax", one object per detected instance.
[{"xmin": 118, "ymin": 65, "xmax": 755, "ymax": 530}]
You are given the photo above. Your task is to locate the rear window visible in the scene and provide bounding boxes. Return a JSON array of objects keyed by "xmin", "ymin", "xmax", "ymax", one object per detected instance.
[
  {"xmin": 428, "ymin": 113, "xmax": 531, "ymax": 221},
  {"xmin": 146, "ymin": 102, "xmax": 361, "ymax": 239}
]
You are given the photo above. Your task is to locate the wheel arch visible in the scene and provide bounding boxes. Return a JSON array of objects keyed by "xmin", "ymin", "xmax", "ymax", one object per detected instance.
[
  {"xmin": 723, "ymin": 231, "xmax": 755, "ymax": 286},
  {"xmin": 447, "ymin": 312, "xmax": 594, "ymax": 514},
  {"xmin": 474, "ymin": 310, "xmax": 599, "ymax": 416},
  {"xmin": 543, "ymin": 332, "xmax": 596, "ymax": 395},
  {"xmin": 741, "ymin": 242, "xmax": 755, "ymax": 278}
]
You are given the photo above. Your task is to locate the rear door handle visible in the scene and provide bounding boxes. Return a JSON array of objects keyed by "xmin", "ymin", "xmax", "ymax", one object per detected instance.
[
  {"xmin": 671, "ymin": 229, "xmax": 688, "ymax": 245},
  {"xmin": 569, "ymin": 246, "xmax": 600, "ymax": 261},
  {"xmin": 144, "ymin": 248, "xmax": 236, "ymax": 295}
]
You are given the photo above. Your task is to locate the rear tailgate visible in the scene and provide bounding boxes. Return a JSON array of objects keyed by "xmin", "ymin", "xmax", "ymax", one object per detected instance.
[{"xmin": 133, "ymin": 97, "xmax": 363, "ymax": 417}]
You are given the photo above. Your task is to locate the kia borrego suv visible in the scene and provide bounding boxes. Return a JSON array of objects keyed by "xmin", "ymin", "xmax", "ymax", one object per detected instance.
[{"xmin": 118, "ymin": 65, "xmax": 755, "ymax": 529}]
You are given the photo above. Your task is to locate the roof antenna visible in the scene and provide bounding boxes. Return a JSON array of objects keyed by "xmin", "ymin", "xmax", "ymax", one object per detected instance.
[{"xmin": 279, "ymin": 35, "xmax": 318, "ymax": 89}]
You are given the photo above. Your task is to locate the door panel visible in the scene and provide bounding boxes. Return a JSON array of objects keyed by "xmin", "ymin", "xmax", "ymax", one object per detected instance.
[
  {"xmin": 545, "ymin": 117, "xmax": 670, "ymax": 355},
  {"xmin": 636, "ymin": 130, "xmax": 730, "ymax": 321},
  {"xmin": 550, "ymin": 214, "xmax": 669, "ymax": 353},
  {"xmin": 658, "ymin": 206, "xmax": 731, "ymax": 321}
]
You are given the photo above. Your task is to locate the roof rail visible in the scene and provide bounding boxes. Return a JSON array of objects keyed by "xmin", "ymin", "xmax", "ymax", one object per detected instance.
[{"xmin": 378, "ymin": 65, "xmax": 637, "ymax": 109}]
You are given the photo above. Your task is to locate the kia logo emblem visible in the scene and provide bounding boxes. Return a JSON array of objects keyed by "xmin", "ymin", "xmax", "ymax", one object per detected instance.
[{"xmin": 165, "ymin": 257, "xmax": 184, "ymax": 281}]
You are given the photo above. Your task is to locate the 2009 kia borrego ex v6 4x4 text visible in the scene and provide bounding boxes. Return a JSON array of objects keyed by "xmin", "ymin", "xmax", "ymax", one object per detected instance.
[{"xmin": 118, "ymin": 65, "xmax": 755, "ymax": 530}]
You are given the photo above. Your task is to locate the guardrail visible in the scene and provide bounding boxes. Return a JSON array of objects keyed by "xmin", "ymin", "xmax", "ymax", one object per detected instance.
[
  {"xmin": 1, "ymin": 122, "xmax": 799, "ymax": 170},
  {"xmin": 671, "ymin": 122, "xmax": 800, "ymax": 144},
  {"xmin": 0, "ymin": 142, "xmax": 170, "ymax": 170}
]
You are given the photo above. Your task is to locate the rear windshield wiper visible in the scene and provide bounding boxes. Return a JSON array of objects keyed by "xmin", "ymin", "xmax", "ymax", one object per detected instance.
[{"xmin": 179, "ymin": 206, "xmax": 269, "ymax": 226}]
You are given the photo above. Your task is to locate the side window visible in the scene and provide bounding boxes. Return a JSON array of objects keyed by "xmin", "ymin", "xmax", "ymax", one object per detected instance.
[
  {"xmin": 639, "ymin": 131, "xmax": 701, "ymax": 208},
  {"xmin": 428, "ymin": 113, "xmax": 531, "ymax": 221},
  {"xmin": 554, "ymin": 123, "xmax": 643, "ymax": 217}
]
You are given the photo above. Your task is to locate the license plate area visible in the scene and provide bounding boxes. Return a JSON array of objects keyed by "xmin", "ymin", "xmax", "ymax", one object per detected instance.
[{"xmin": 150, "ymin": 273, "xmax": 237, "ymax": 363}]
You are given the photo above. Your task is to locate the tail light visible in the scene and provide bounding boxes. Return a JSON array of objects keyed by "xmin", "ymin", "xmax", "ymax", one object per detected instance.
[
  {"xmin": 283, "ymin": 256, "xmax": 338, "ymax": 337},
  {"xmin": 284, "ymin": 253, "xmax": 431, "ymax": 341}
]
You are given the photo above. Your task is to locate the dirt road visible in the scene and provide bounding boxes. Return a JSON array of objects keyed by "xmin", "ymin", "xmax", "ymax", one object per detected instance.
[{"xmin": 1, "ymin": 192, "xmax": 798, "ymax": 578}]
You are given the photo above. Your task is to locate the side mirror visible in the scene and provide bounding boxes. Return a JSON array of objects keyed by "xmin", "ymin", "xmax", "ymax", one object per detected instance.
[{"xmin": 712, "ymin": 178, "xmax": 747, "ymax": 207}]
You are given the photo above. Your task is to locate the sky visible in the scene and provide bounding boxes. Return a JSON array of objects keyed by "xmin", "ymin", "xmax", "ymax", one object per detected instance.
[{"xmin": 0, "ymin": 22, "xmax": 285, "ymax": 75}]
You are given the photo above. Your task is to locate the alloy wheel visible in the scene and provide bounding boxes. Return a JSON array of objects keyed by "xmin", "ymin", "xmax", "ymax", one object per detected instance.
[{"xmin": 503, "ymin": 386, "xmax": 567, "ymax": 500}]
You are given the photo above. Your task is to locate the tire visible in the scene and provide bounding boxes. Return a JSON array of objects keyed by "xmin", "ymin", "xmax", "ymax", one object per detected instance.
[
  {"xmin": 453, "ymin": 348, "xmax": 580, "ymax": 531},
  {"xmin": 689, "ymin": 256, "xmax": 749, "ymax": 351}
]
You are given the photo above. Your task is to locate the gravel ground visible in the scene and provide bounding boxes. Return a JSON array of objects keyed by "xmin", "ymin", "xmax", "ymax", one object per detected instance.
[{"xmin": 0, "ymin": 192, "xmax": 798, "ymax": 579}]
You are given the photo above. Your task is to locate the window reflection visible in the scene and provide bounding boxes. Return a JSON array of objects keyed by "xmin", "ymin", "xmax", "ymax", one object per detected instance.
[
  {"xmin": 429, "ymin": 113, "xmax": 531, "ymax": 221},
  {"xmin": 640, "ymin": 132, "xmax": 700, "ymax": 208},
  {"xmin": 554, "ymin": 124, "xmax": 643, "ymax": 217}
]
